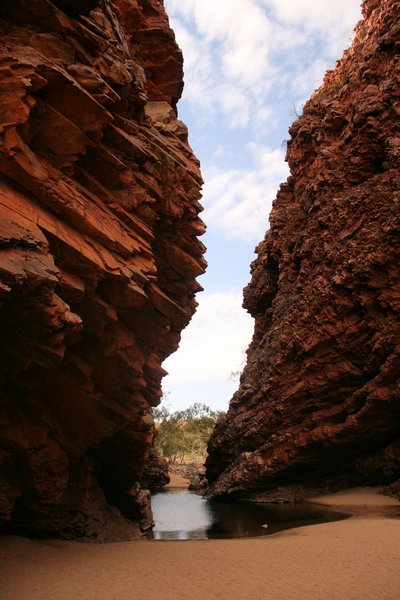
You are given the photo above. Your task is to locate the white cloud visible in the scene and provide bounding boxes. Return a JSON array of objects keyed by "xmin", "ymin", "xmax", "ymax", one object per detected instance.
[
  {"xmin": 171, "ymin": 21, "xmax": 213, "ymax": 113},
  {"xmin": 165, "ymin": 0, "xmax": 361, "ymax": 130},
  {"xmin": 290, "ymin": 57, "xmax": 330, "ymax": 101},
  {"xmin": 162, "ymin": 290, "xmax": 253, "ymax": 384},
  {"xmin": 202, "ymin": 145, "xmax": 289, "ymax": 243},
  {"xmin": 213, "ymin": 144, "xmax": 225, "ymax": 159},
  {"xmin": 265, "ymin": 0, "xmax": 361, "ymax": 54},
  {"xmin": 217, "ymin": 84, "xmax": 250, "ymax": 128},
  {"xmin": 166, "ymin": 0, "xmax": 274, "ymax": 128}
]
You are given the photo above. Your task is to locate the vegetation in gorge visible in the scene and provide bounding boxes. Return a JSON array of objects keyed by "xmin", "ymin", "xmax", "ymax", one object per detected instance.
[{"xmin": 153, "ymin": 402, "xmax": 226, "ymax": 464}]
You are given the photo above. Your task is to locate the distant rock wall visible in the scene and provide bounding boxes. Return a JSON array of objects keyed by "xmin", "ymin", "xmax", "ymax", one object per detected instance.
[
  {"xmin": 140, "ymin": 447, "xmax": 170, "ymax": 492},
  {"xmin": 0, "ymin": 0, "xmax": 205, "ymax": 540},
  {"xmin": 205, "ymin": 0, "xmax": 400, "ymax": 500}
]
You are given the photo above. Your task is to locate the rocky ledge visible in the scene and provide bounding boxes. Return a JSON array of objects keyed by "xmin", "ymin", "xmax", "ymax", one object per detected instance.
[
  {"xmin": 0, "ymin": 0, "xmax": 205, "ymax": 540},
  {"xmin": 205, "ymin": 0, "xmax": 400, "ymax": 500}
]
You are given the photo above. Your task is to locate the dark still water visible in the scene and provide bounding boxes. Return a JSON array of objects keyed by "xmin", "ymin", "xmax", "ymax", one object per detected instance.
[{"xmin": 147, "ymin": 490, "xmax": 351, "ymax": 540}]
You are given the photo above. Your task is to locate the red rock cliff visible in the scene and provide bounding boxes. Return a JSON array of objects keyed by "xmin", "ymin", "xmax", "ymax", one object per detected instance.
[
  {"xmin": 205, "ymin": 0, "xmax": 400, "ymax": 500},
  {"xmin": 0, "ymin": 0, "xmax": 205, "ymax": 539}
]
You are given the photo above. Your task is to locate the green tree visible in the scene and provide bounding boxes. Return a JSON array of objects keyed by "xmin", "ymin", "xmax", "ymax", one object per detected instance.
[{"xmin": 153, "ymin": 402, "xmax": 225, "ymax": 463}]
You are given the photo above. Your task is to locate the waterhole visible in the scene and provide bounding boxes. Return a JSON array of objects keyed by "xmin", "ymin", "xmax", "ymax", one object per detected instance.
[{"xmin": 146, "ymin": 489, "xmax": 351, "ymax": 540}]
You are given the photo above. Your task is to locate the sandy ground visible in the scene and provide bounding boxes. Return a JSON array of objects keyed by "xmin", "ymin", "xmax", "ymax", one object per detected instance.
[
  {"xmin": 1, "ymin": 488, "xmax": 399, "ymax": 600},
  {"xmin": 311, "ymin": 487, "xmax": 400, "ymax": 509},
  {"xmin": 165, "ymin": 471, "xmax": 189, "ymax": 489}
]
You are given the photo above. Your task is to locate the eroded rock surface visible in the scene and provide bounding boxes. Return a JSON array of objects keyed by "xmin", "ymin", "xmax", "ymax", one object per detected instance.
[
  {"xmin": 140, "ymin": 447, "xmax": 170, "ymax": 492},
  {"xmin": 0, "ymin": 0, "xmax": 205, "ymax": 539},
  {"xmin": 206, "ymin": 0, "xmax": 400, "ymax": 500}
]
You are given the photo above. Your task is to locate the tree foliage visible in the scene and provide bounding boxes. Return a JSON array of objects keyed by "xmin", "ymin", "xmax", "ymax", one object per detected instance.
[{"xmin": 153, "ymin": 402, "xmax": 225, "ymax": 463}]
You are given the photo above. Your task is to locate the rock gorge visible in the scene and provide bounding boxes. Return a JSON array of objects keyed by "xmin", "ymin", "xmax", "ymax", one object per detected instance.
[
  {"xmin": 206, "ymin": 0, "xmax": 400, "ymax": 500},
  {"xmin": 0, "ymin": 0, "xmax": 206, "ymax": 539}
]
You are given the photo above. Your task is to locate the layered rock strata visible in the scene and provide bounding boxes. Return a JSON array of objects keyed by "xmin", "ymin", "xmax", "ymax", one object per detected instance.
[
  {"xmin": 0, "ymin": 0, "xmax": 205, "ymax": 539},
  {"xmin": 206, "ymin": 0, "xmax": 400, "ymax": 500}
]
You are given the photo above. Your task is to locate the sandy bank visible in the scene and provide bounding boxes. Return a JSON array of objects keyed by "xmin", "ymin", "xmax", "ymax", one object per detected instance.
[
  {"xmin": 311, "ymin": 487, "xmax": 400, "ymax": 510},
  {"xmin": 0, "ymin": 488, "xmax": 399, "ymax": 600},
  {"xmin": 165, "ymin": 471, "xmax": 189, "ymax": 489}
]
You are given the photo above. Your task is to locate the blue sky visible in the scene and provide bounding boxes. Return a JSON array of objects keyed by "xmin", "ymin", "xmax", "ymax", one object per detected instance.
[{"xmin": 162, "ymin": 0, "xmax": 362, "ymax": 411}]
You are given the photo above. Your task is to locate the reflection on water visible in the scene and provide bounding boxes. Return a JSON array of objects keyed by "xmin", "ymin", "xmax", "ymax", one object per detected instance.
[{"xmin": 147, "ymin": 489, "xmax": 351, "ymax": 540}]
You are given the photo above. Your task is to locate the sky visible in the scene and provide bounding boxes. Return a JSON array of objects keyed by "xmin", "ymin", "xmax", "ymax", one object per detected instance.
[{"xmin": 162, "ymin": 0, "xmax": 362, "ymax": 412}]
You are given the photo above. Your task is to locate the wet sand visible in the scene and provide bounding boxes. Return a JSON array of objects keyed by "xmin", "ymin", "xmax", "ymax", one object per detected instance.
[{"xmin": 1, "ymin": 488, "xmax": 399, "ymax": 600}]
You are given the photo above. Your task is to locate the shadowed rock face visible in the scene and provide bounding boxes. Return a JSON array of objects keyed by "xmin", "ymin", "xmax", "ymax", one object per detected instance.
[
  {"xmin": 0, "ymin": 0, "xmax": 205, "ymax": 540},
  {"xmin": 205, "ymin": 0, "xmax": 400, "ymax": 501},
  {"xmin": 140, "ymin": 447, "xmax": 170, "ymax": 492}
]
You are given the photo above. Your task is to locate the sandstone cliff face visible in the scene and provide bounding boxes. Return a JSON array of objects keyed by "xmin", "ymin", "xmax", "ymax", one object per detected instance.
[
  {"xmin": 206, "ymin": 0, "xmax": 400, "ymax": 500},
  {"xmin": 0, "ymin": 0, "xmax": 205, "ymax": 539}
]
